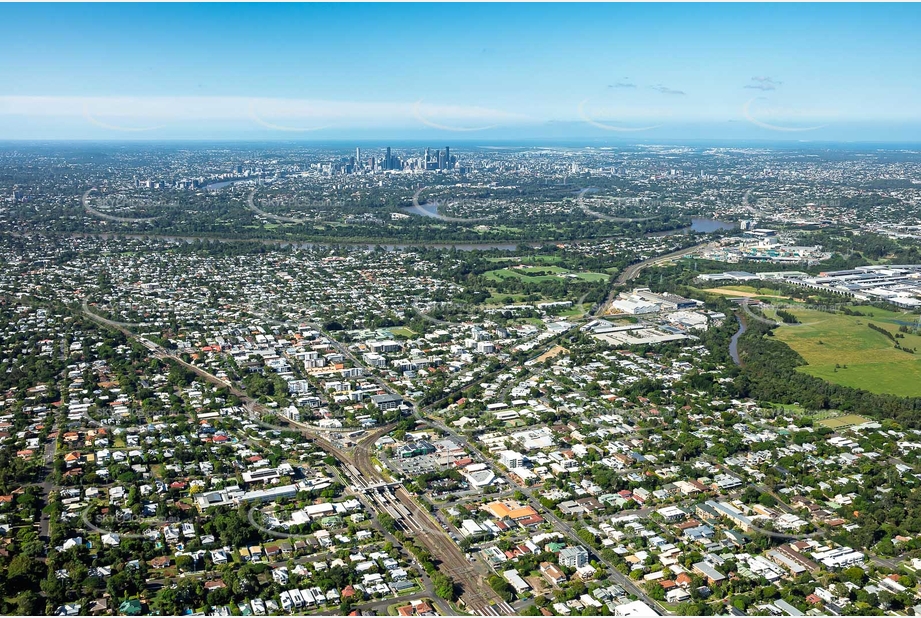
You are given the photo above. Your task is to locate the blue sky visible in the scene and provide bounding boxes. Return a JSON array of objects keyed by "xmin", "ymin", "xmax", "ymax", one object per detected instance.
[{"xmin": 1, "ymin": 3, "xmax": 920, "ymax": 141}]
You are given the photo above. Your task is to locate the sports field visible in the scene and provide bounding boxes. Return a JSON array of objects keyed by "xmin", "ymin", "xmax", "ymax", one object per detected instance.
[
  {"xmin": 769, "ymin": 306, "xmax": 921, "ymax": 397},
  {"xmin": 483, "ymin": 265, "xmax": 609, "ymax": 283},
  {"xmin": 486, "ymin": 255, "xmax": 563, "ymax": 264},
  {"xmin": 818, "ymin": 414, "xmax": 872, "ymax": 429}
]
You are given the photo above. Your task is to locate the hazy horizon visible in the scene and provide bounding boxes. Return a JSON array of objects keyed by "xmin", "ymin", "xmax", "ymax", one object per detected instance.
[{"xmin": 2, "ymin": 3, "xmax": 920, "ymax": 141}]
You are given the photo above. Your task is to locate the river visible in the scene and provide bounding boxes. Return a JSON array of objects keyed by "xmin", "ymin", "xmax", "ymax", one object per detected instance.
[
  {"xmin": 690, "ymin": 218, "xmax": 738, "ymax": 233},
  {"xmin": 648, "ymin": 218, "xmax": 738, "ymax": 237},
  {"xmin": 204, "ymin": 178, "xmax": 255, "ymax": 191},
  {"xmin": 406, "ymin": 202, "xmax": 738, "ymax": 236},
  {"xmin": 403, "ymin": 202, "xmax": 443, "ymax": 218},
  {"xmin": 729, "ymin": 314, "xmax": 747, "ymax": 365}
]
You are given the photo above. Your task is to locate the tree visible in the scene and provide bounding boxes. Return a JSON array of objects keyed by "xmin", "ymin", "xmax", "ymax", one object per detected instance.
[
  {"xmin": 842, "ymin": 566, "xmax": 868, "ymax": 586},
  {"xmin": 14, "ymin": 591, "xmax": 41, "ymax": 616},
  {"xmin": 488, "ymin": 575, "xmax": 515, "ymax": 603},
  {"xmin": 152, "ymin": 586, "xmax": 182, "ymax": 615},
  {"xmin": 577, "ymin": 528, "xmax": 596, "ymax": 546},
  {"xmin": 41, "ymin": 575, "xmax": 67, "ymax": 607},
  {"xmin": 678, "ymin": 601, "xmax": 709, "ymax": 616},
  {"xmin": 378, "ymin": 512, "xmax": 398, "ymax": 535},
  {"xmin": 432, "ymin": 573, "xmax": 457, "ymax": 601},
  {"xmin": 7, "ymin": 553, "xmax": 41, "ymax": 587},
  {"xmin": 175, "ymin": 555, "xmax": 194, "ymax": 572}
]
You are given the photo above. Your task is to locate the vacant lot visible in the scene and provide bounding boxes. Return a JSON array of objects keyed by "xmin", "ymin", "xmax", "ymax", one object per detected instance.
[
  {"xmin": 771, "ymin": 307, "xmax": 921, "ymax": 397},
  {"xmin": 700, "ymin": 285, "xmax": 786, "ymax": 298}
]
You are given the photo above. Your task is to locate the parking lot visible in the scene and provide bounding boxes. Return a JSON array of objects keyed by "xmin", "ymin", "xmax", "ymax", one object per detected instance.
[{"xmin": 387, "ymin": 452, "xmax": 444, "ymax": 477}]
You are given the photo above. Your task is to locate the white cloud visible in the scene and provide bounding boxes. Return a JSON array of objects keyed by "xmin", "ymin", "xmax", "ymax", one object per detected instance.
[
  {"xmin": 744, "ymin": 76, "xmax": 783, "ymax": 91},
  {"xmin": 0, "ymin": 95, "xmax": 528, "ymax": 131}
]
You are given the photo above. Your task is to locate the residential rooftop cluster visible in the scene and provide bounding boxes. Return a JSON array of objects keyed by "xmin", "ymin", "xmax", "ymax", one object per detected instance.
[{"xmin": 2, "ymin": 143, "xmax": 921, "ymax": 617}]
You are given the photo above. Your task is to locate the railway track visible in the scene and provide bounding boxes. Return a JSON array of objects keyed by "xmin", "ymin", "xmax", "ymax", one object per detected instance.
[
  {"xmin": 313, "ymin": 427, "xmax": 505, "ymax": 614},
  {"xmin": 83, "ymin": 301, "xmax": 508, "ymax": 614}
]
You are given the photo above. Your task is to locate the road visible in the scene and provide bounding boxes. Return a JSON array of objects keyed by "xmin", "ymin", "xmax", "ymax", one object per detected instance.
[
  {"xmin": 82, "ymin": 299, "xmax": 247, "ymax": 400},
  {"xmin": 82, "ymin": 301, "xmax": 500, "ymax": 614},
  {"xmin": 409, "ymin": 187, "xmax": 486, "ymax": 223},
  {"xmin": 82, "ymin": 187, "xmax": 160, "ymax": 223},
  {"xmin": 575, "ymin": 187, "xmax": 662, "ymax": 223},
  {"xmin": 593, "ymin": 241, "xmax": 712, "ymax": 317},
  {"xmin": 255, "ymin": 320, "xmax": 514, "ymax": 615},
  {"xmin": 300, "ymin": 429, "xmax": 504, "ymax": 614},
  {"xmin": 310, "ymin": 317, "xmax": 642, "ymax": 613},
  {"xmin": 38, "ymin": 429, "xmax": 57, "ymax": 540},
  {"xmin": 415, "ymin": 412, "xmax": 668, "ymax": 614},
  {"xmin": 343, "ymin": 429, "xmax": 504, "ymax": 614},
  {"xmin": 80, "ymin": 300, "xmax": 613, "ymax": 615},
  {"xmin": 146, "ymin": 549, "xmax": 450, "ymax": 617},
  {"xmin": 315, "ymin": 591, "xmax": 434, "ymax": 616},
  {"xmin": 246, "ymin": 189, "xmax": 309, "ymax": 225},
  {"xmin": 616, "ymin": 241, "xmax": 711, "ymax": 286},
  {"xmin": 80, "ymin": 299, "xmax": 143, "ymax": 328}
]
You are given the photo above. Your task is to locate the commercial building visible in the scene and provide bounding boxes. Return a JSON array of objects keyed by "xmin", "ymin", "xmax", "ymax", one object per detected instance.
[
  {"xmin": 370, "ymin": 394, "xmax": 404, "ymax": 410},
  {"xmin": 559, "ymin": 546, "xmax": 589, "ymax": 568},
  {"xmin": 498, "ymin": 450, "xmax": 525, "ymax": 470},
  {"xmin": 692, "ymin": 561, "xmax": 727, "ymax": 584}
]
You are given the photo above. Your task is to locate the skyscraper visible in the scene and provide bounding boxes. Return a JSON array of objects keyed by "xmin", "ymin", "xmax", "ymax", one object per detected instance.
[
  {"xmin": 385, "ymin": 147, "xmax": 391, "ymax": 171},
  {"xmin": 445, "ymin": 147, "xmax": 450, "ymax": 170}
]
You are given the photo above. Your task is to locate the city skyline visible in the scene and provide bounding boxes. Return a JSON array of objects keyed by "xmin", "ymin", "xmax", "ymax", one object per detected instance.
[{"xmin": 2, "ymin": 3, "xmax": 921, "ymax": 141}]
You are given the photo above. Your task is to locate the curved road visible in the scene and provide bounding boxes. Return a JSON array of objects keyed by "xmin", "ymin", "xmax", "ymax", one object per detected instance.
[
  {"xmin": 246, "ymin": 189, "xmax": 309, "ymax": 224},
  {"xmin": 593, "ymin": 240, "xmax": 711, "ymax": 316},
  {"xmin": 82, "ymin": 188, "xmax": 160, "ymax": 223},
  {"xmin": 575, "ymin": 187, "xmax": 663, "ymax": 223},
  {"xmin": 406, "ymin": 187, "xmax": 488, "ymax": 223},
  {"xmin": 82, "ymin": 299, "xmax": 145, "ymax": 328}
]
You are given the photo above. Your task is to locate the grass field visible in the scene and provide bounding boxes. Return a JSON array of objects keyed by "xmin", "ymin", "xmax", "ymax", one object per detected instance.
[
  {"xmin": 558, "ymin": 306, "xmax": 585, "ymax": 317},
  {"xmin": 771, "ymin": 306, "xmax": 921, "ymax": 397},
  {"xmin": 486, "ymin": 255, "xmax": 563, "ymax": 264},
  {"xmin": 818, "ymin": 414, "xmax": 872, "ymax": 429},
  {"xmin": 484, "ymin": 265, "xmax": 608, "ymax": 283},
  {"xmin": 387, "ymin": 326, "xmax": 417, "ymax": 338},
  {"xmin": 484, "ymin": 291, "xmax": 533, "ymax": 306}
]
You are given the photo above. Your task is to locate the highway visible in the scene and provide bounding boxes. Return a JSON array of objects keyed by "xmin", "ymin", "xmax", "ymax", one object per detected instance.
[
  {"xmin": 575, "ymin": 187, "xmax": 663, "ymax": 223},
  {"xmin": 614, "ymin": 241, "xmax": 710, "ymax": 286},
  {"xmin": 593, "ymin": 240, "xmax": 712, "ymax": 317}
]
